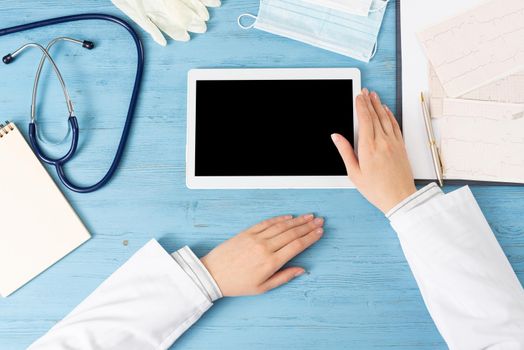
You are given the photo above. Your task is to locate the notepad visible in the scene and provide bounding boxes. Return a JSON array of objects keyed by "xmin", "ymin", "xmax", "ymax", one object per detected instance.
[{"xmin": 0, "ymin": 122, "xmax": 90, "ymax": 297}]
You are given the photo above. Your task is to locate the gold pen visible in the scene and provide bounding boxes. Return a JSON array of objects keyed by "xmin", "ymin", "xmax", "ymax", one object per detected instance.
[{"xmin": 420, "ymin": 92, "xmax": 444, "ymax": 187}]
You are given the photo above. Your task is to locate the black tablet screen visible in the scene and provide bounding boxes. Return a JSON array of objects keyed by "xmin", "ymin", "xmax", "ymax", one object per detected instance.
[{"xmin": 195, "ymin": 79, "xmax": 354, "ymax": 177}]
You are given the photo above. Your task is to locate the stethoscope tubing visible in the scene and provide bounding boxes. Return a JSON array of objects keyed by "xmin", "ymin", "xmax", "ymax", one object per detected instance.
[
  {"xmin": 29, "ymin": 116, "xmax": 79, "ymax": 165},
  {"xmin": 0, "ymin": 13, "xmax": 144, "ymax": 193}
]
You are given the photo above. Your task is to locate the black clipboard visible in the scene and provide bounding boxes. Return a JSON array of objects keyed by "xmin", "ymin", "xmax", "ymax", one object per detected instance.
[{"xmin": 395, "ymin": 0, "xmax": 521, "ymax": 187}]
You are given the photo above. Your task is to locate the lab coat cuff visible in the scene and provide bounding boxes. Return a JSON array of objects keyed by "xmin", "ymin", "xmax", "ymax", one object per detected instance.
[
  {"xmin": 386, "ymin": 183, "xmax": 443, "ymax": 220},
  {"xmin": 172, "ymin": 247, "xmax": 223, "ymax": 302}
]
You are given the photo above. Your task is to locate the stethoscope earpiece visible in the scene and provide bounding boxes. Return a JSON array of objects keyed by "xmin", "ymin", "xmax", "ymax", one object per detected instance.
[
  {"xmin": 5, "ymin": 39, "xmax": 90, "ymax": 124},
  {"xmin": 2, "ymin": 53, "xmax": 13, "ymax": 64},
  {"xmin": 82, "ymin": 40, "xmax": 94, "ymax": 49}
]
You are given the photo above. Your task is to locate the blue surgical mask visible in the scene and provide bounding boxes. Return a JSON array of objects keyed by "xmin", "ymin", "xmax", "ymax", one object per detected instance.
[
  {"xmin": 302, "ymin": 0, "xmax": 374, "ymax": 17},
  {"xmin": 238, "ymin": 0, "xmax": 389, "ymax": 63}
]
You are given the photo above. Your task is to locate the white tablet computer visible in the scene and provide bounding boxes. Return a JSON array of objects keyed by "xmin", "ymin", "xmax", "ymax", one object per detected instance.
[{"xmin": 186, "ymin": 68, "xmax": 361, "ymax": 189}]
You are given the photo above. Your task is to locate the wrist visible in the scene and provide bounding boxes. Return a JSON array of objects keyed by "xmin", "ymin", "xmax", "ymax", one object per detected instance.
[
  {"xmin": 200, "ymin": 256, "xmax": 210, "ymax": 274},
  {"xmin": 200, "ymin": 255, "xmax": 219, "ymax": 286},
  {"xmin": 200, "ymin": 255, "xmax": 211, "ymax": 274},
  {"xmin": 386, "ymin": 183, "xmax": 443, "ymax": 219},
  {"xmin": 381, "ymin": 185, "xmax": 417, "ymax": 214}
]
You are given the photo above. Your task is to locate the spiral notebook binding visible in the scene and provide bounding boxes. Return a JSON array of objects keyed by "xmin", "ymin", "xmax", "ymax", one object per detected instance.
[{"xmin": 0, "ymin": 120, "xmax": 14, "ymax": 138}]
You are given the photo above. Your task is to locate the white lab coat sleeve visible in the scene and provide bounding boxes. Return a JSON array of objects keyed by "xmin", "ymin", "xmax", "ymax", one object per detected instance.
[
  {"xmin": 172, "ymin": 246, "xmax": 222, "ymax": 302},
  {"xmin": 390, "ymin": 185, "xmax": 524, "ymax": 350},
  {"xmin": 28, "ymin": 239, "xmax": 220, "ymax": 350}
]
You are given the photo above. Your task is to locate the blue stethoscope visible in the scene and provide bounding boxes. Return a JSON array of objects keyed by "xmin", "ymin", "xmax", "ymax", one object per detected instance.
[{"xmin": 0, "ymin": 14, "xmax": 144, "ymax": 193}]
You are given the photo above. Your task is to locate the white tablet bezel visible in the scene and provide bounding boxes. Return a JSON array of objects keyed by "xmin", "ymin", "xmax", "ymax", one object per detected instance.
[{"xmin": 186, "ymin": 68, "xmax": 361, "ymax": 189}]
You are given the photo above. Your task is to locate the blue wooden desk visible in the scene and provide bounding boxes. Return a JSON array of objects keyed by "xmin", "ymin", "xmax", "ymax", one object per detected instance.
[{"xmin": 1, "ymin": 1, "xmax": 523, "ymax": 349}]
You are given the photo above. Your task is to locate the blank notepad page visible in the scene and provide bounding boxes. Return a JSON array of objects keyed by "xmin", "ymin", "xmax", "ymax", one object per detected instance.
[{"xmin": 0, "ymin": 123, "xmax": 90, "ymax": 297}]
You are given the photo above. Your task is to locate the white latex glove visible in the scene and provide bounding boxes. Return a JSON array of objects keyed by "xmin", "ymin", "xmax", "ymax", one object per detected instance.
[{"xmin": 111, "ymin": 0, "xmax": 221, "ymax": 46}]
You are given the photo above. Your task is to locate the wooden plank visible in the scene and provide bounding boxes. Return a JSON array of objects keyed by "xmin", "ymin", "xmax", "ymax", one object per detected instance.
[{"xmin": 0, "ymin": 1, "xmax": 521, "ymax": 349}]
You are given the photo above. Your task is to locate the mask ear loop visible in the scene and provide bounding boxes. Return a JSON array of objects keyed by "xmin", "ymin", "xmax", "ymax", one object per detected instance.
[
  {"xmin": 369, "ymin": 0, "xmax": 390, "ymax": 13},
  {"xmin": 237, "ymin": 13, "xmax": 257, "ymax": 29},
  {"xmin": 366, "ymin": 0, "xmax": 389, "ymax": 61},
  {"xmin": 370, "ymin": 42, "xmax": 378, "ymax": 60}
]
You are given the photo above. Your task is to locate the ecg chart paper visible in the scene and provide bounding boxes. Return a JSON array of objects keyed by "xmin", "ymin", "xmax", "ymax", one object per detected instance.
[
  {"xmin": 428, "ymin": 66, "xmax": 524, "ymax": 118},
  {"xmin": 417, "ymin": 0, "xmax": 524, "ymax": 98},
  {"xmin": 439, "ymin": 99, "xmax": 524, "ymax": 183}
]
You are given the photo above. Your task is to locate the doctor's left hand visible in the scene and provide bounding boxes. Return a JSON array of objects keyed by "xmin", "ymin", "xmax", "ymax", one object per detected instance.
[{"xmin": 201, "ymin": 214, "xmax": 324, "ymax": 296}]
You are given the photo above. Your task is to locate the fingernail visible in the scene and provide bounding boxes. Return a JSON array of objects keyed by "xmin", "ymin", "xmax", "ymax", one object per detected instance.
[
  {"xmin": 314, "ymin": 217, "xmax": 324, "ymax": 225},
  {"xmin": 304, "ymin": 213, "xmax": 314, "ymax": 220},
  {"xmin": 294, "ymin": 270, "xmax": 305, "ymax": 277},
  {"xmin": 384, "ymin": 104, "xmax": 390, "ymax": 112},
  {"xmin": 362, "ymin": 88, "xmax": 369, "ymax": 95},
  {"xmin": 371, "ymin": 92, "xmax": 378, "ymax": 99},
  {"xmin": 331, "ymin": 133, "xmax": 340, "ymax": 144},
  {"xmin": 316, "ymin": 228, "xmax": 324, "ymax": 235},
  {"xmin": 284, "ymin": 215, "xmax": 293, "ymax": 219}
]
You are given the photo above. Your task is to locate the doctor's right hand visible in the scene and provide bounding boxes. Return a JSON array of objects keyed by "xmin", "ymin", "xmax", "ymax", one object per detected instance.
[
  {"xmin": 332, "ymin": 89, "xmax": 417, "ymax": 214},
  {"xmin": 201, "ymin": 214, "xmax": 324, "ymax": 296}
]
